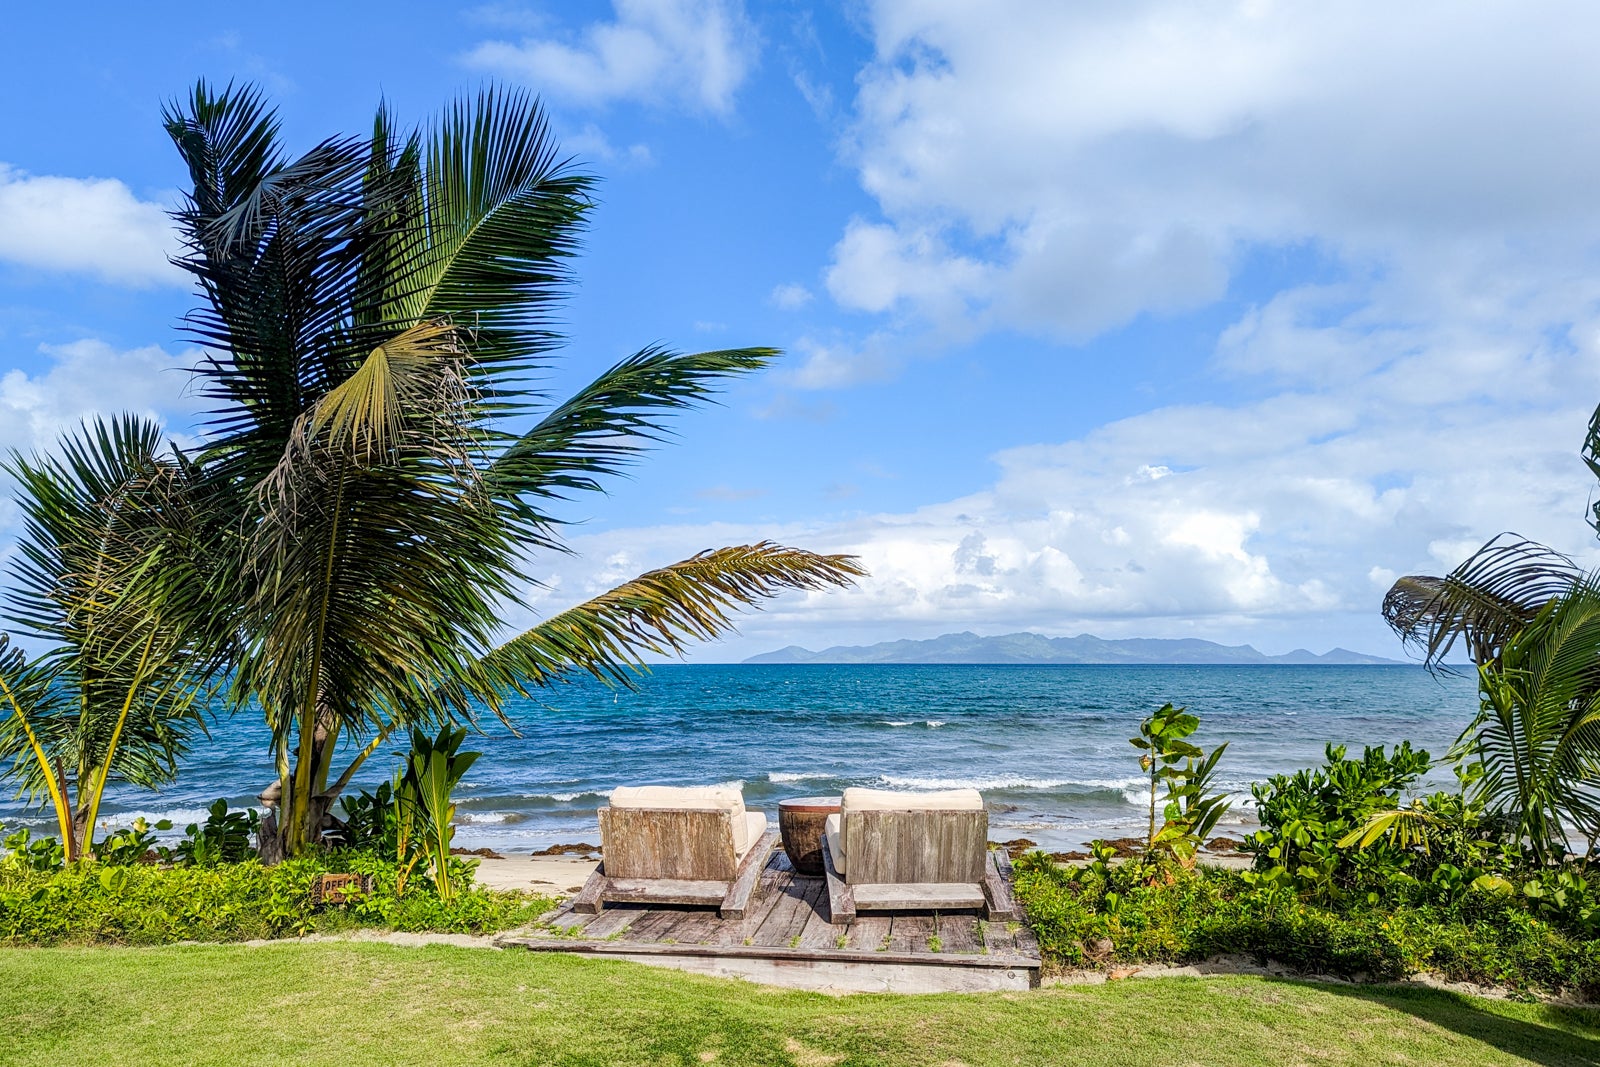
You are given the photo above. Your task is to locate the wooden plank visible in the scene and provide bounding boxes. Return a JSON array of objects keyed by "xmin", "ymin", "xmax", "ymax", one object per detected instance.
[
  {"xmin": 571, "ymin": 864, "xmax": 609, "ymax": 915},
  {"xmin": 619, "ymin": 907, "xmax": 690, "ymax": 944},
  {"xmin": 749, "ymin": 869, "xmax": 816, "ymax": 947},
  {"xmin": 982, "ymin": 850, "xmax": 1020, "ymax": 922},
  {"xmin": 660, "ymin": 908, "xmax": 721, "ymax": 946},
  {"xmin": 840, "ymin": 915, "xmax": 891, "ymax": 953},
  {"xmin": 853, "ymin": 883, "xmax": 986, "ymax": 910},
  {"xmin": 978, "ymin": 915, "xmax": 1016, "ymax": 955},
  {"xmin": 600, "ymin": 806, "xmax": 739, "ymax": 881},
  {"xmin": 935, "ymin": 913, "xmax": 982, "ymax": 955},
  {"xmin": 883, "ymin": 913, "xmax": 934, "ymax": 955},
  {"xmin": 546, "ymin": 907, "xmax": 593, "ymax": 932},
  {"xmin": 821, "ymin": 834, "xmax": 855, "ymax": 925},
  {"xmin": 592, "ymin": 952, "xmax": 1035, "ymax": 994},
  {"xmin": 794, "ymin": 880, "xmax": 846, "ymax": 951},
  {"xmin": 844, "ymin": 808, "xmax": 987, "ymax": 885},
  {"xmin": 602, "ymin": 878, "xmax": 728, "ymax": 906},
  {"xmin": 576, "ymin": 906, "xmax": 645, "ymax": 939},
  {"xmin": 720, "ymin": 828, "xmax": 779, "ymax": 919}
]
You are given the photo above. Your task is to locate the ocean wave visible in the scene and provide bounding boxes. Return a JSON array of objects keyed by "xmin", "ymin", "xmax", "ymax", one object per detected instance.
[
  {"xmin": 518, "ymin": 790, "xmax": 607, "ymax": 804},
  {"xmin": 875, "ymin": 720, "xmax": 947, "ymax": 728},
  {"xmin": 767, "ymin": 772, "xmax": 824, "ymax": 784},
  {"xmin": 456, "ymin": 811, "xmax": 529, "ymax": 825}
]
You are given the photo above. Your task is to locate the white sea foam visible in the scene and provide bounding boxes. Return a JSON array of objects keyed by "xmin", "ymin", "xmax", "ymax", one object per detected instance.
[
  {"xmin": 876, "ymin": 720, "xmax": 947, "ymax": 728},
  {"xmin": 877, "ymin": 774, "xmax": 1073, "ymax": 791},
  {"xmin": 767, "ymin": 772, "xmax": 821, "ymax": 784}
]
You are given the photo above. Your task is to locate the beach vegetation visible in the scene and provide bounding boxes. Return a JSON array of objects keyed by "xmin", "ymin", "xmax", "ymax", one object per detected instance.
[
  {"xmin": 0, "ymin": 846, "xmax": 546, "ymax": 945},
  {"xmin": 0, "ymin": 416, "xmax": 220, "ymax": 862},
  {"xmin": 0, "ymin": 82, "xmax": 862, "ymax": 864},
  {"xmin": 1130, "ymin": 703, "xmax": 1232, "ymax": 864},
  {"xmin": 393, "ymin": 725, "xmax": 479, "ymax": 900},
  {"xmin": 1383, "ymin": 537, "xmax": 1600, "ymax": 862},
  {"xmin": 154, "ymin": 81, "xmax": 864, "ymax": 860}
]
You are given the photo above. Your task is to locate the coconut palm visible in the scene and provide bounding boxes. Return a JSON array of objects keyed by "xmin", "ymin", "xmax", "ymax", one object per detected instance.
[
  {"xmin": 1382, "ymin": 534, "xmax": 1600, "ymax": 859},
  {"xmin": 0, "ymin": 416, "xmax": 219, "ymax": 860},
  {"xmin": 1382, "ymin": 533, "xmax": 1582, "ymax": 671},
  {"xmin": 162, "ymin": 82, "xmax": 863, "ymax": 857},
  {"xmin": 1465, "ymin": 578, "xmax": 1600, "ymax": 862}
]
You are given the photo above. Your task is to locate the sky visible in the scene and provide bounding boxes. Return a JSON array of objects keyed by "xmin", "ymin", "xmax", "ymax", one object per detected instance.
[{"xmin": 3, "ymin": 1, "xmax": 1600, "ymax": 661}]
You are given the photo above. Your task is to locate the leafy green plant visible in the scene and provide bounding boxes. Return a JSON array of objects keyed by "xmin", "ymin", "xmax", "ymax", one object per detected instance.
[
  {"xmin": 1245, "ymin": 741, "xmax": 1433, "ymax": 901},
  {"xmin": 175, "ymin": 800, "xmax": 258, "ymax": 866},
  {"xmin": 0, "ymin": 417, "xmax": 218, "ymax": 864},
  {"xmin": 1130, "ymin": 703, "xmax": 1231, "ymax": 862},
  {"xmin": 0, "ymin": 827, "xmax": 64, "ymax": 872},
  {"xmin": 98, "ymin": 817, "xmax": 172, "ymax": 866},
  {"xmin": 395, "ymin": 726, "xmax": 479, "ymax": 901},
  {"xmin": 0, "ymin": 849, "xmax": 550, "ymax": 946},
  {"xmin": 1461, "ymin": 580, "xmax": 1600, "ymax": 865}
]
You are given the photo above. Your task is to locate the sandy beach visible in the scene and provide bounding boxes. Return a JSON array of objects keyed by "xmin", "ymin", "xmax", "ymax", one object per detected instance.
[{"xmin": 471, "ymin": 855, "xmax": 599, "ymax": 894}]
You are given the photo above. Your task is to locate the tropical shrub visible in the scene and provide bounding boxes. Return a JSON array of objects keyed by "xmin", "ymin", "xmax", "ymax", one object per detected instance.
[
  {"xmin": 1244, "ymin": 741, "xmax": 1438, "ymax": 900},
  {"xmin": 1129, "ymin": 703, "xmax": 1231, "ymax": 864},
  {"xmin": 0, "ymin": 849, "xmax": 547, "ymax": 945},
  {"xmin": 1012, "ymin": 851, "xmax": 1600, "ymax": 997},
  {"xmin": 174, "ymin": 800, "xmax": 259, "ymax": 866}
]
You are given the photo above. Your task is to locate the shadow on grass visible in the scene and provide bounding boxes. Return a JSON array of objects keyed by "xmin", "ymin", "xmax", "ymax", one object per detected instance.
[{"xmin": 1274, "ymin": 979, "xmax": 1600, "ymax": 1067}]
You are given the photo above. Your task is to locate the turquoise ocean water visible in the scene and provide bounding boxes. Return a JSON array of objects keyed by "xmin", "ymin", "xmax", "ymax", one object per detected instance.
[{"xmin": 0, "ymin": 664, "xmax": 1480, "ymax": 853}]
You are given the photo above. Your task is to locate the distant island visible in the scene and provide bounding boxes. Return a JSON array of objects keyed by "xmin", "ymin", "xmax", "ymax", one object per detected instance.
[{"xmin": 743, "ymin": 631, "xmax": 1403, "ymax": 666}]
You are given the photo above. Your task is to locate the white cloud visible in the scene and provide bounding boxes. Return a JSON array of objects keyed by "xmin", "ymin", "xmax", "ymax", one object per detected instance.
[
  {"xmin": 769, "ymin": 283, "xmax": 813, "ymax": 310},
  {"xmin": 0, "ymin": 340, "xmax": 201, "ymax": 454},
  {"xmin": 0, "ymin": 165, "xmax": 181, "ymax": 288},
  {"xmin": 464, "ymin": 0, "xmax": 760, "ymax": 115},
  {"xmin": 832, "ymin": 1, "xmax": 1600, "ymax": 340},
  {"xmin": 559, "ymin": 123, "xmax": 654, "ymax": 167},
  {"xmin": 517, "ymin": 283, "xmax": 1600, "ymax": 660}
]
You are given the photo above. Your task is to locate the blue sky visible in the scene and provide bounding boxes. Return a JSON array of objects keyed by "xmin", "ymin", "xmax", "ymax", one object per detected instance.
[{"xmin": 4, "ymin": 1, "xmax": 1600, "ymax": 660}]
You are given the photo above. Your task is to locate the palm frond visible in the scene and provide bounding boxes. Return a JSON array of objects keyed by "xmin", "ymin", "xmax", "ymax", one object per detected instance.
[
  {"xmin": 1464, "ymin": 574, "xmax": 1600, "ymax": 860},
  {"xmin": 481, "ymin": 544, "xmax": 867, "ymax": 691},
  {"xmin": 1382, "ymin": 534, "xmax": 1581, "ymax": 670},
  {"xmin": 486, "ymin": 345, "xmax": 779, "ymax": 517}
]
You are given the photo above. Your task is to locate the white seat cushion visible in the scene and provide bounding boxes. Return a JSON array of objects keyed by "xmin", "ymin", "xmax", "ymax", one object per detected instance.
[
  {"xmin": 833, "ymin": 789, "xmax": 983, "ymax": 877},
  {"xmin": 737, "ymin": 811, "xmax": 768, "ymax": 858},
  {"xmin": 608, "ymin": 785, "xmax": 761, "ymax": 858},
  {"xmin": 840, "ymin": 787, "xmax": 984, "ymax": 812},
  {"xmin": 610, "ymin": 785, "xmax": 745, "ymax": 813}
]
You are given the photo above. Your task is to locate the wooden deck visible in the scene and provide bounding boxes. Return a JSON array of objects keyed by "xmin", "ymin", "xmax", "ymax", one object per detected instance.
[{"xmin": 500, "ymin": 850, "xmax": 1040, "ymax": 993}]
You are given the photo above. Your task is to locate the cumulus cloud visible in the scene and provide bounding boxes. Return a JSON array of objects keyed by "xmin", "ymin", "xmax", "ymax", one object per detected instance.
[
  {"xmin": 769, "ymin": 282, "xmax": 813, "ymax": 310},
  {"xmin": 0, "ymin": 340, "xmax": 201, "ymax": 453},
  {"xmin": 832, "ymin": 1, "xmax": 1600, "ymax": 340},
  {"xmin": 464, "ymin": 0, "xmax": 760, "ymax": 115},
  {"xmin": 516, "ymin": 281, "xmax": 1600, "ymax": 659},
  {"xmin": 0, "ymin": 165, "xmax": 181, "ymax": 287}
]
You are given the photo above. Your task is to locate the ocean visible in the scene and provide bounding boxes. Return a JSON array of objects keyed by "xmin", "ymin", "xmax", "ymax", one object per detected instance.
[{"xmin": 0, "ymin": 664, "xmax": 1479, "ymax": 853}]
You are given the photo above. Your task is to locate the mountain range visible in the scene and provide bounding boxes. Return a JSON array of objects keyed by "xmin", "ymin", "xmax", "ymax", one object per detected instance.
[{"xmin": 742, "ymin": 631, "xmax": 1402, "ymax": 666}]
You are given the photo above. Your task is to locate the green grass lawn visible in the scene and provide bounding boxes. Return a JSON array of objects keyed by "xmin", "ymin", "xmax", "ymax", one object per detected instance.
[{"xmin": 2, "ymin": 943, "xmax": 1597, "ymax": 1066}]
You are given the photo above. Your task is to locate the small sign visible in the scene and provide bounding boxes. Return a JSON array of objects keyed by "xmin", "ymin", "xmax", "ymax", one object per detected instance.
[{"xmin": 311, "ymin": 873, "xmax": 367, "ymax": 905}]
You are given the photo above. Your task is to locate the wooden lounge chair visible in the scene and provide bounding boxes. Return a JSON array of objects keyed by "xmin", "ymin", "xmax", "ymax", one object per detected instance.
[
  {"xmin": 821, "ymin": 787, "xmax": 1020, "ymax": 925},
  {"xmin": 572, "ymin": 785, "xmax": 778, "ymax": 920}
]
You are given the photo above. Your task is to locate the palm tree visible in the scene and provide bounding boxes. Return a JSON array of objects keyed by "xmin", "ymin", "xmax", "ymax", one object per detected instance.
[
  {"xmin": 1467, "ymin": 579, "xmax": 1600, "ymax": 862},
  {"xmin": 162, "ymin": 82, "xmax": 863, "ymax": 858},
  {"xmin": 0, "ymin": 416, "xmax": 218, "ymax": 860},
  {"xmin": 1383, "ymin": 536, "xmax": 1600, "ymax": 859}
]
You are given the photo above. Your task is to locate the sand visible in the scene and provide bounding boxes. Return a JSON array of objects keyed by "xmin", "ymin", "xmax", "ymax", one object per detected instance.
[{"xmin": 471, "ymin": 854, "xmax": 598, "ymax": 894}]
